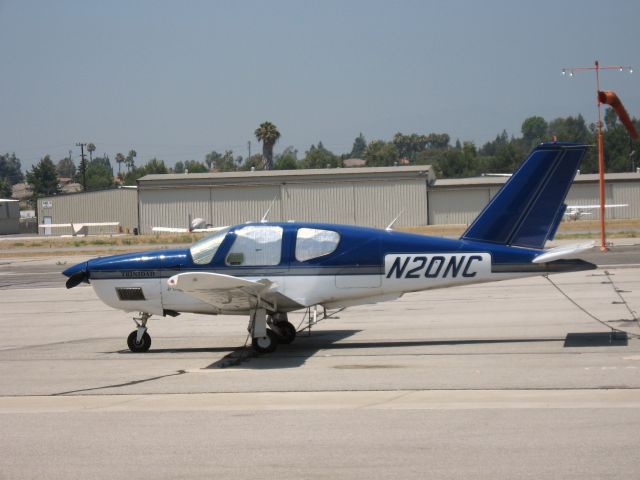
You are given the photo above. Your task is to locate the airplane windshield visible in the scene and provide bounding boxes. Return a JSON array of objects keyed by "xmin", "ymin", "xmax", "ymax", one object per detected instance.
[{"xmin": 190, "ymin": 227, "xmax": 231, "ymax": 265}]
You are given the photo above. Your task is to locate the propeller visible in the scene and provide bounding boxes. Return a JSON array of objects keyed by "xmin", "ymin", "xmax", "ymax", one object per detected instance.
[{"xmin": 66, "ymin": 270, "xmax": 89, "ymax": 289}]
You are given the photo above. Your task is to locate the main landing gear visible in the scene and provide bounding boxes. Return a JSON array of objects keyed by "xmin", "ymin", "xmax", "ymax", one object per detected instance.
[
  {"xmin": 249, "ymin": 310, "xmax": 297, "ymax": 354},
  {"xmin": 127, "ymin": 312, "xmax": 152, "ymax": 353}
]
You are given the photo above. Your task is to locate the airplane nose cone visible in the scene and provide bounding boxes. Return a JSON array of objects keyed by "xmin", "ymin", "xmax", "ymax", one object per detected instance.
[{"xmin": 62, "ymin": 261, "xmax": 89, "ymax": 288}]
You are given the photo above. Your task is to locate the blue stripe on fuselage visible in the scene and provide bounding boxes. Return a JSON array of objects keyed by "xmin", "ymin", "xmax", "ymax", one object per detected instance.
[{"xmin": 65, "ymin": 223, "xmax": 549, "ymax": 283}]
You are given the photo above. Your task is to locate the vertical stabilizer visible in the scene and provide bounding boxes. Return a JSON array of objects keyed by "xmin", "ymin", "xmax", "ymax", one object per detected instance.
[{"xmin": 461, "ymin": 143, "xmax": 587, "ymax": 249}]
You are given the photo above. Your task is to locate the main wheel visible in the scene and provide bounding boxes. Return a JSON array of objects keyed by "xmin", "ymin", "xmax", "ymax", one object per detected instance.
[
  {"xmin": 274, "ymin": 321, "xmax": 296, "ymax": 344},
  {"xmin": 127, "ymin": 330, "xmax": 151, "ymax": 353},
  {"xmin": 252, "ymin": 329, "xmax": 279, "ymax": 354}
]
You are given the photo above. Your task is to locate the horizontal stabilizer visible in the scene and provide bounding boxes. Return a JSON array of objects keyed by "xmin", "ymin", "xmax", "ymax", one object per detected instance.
[{"xmin": 532, "ymin": 242, "xmax": 595, "ymax": 264}]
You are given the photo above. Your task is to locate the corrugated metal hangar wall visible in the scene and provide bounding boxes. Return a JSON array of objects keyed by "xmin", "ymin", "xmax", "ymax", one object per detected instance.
[
  {"xmin": 429, "ymin": 172, "xmax": 640, "ymax": 225},
  {"xmin": 136, "ymin": 167, "xmax": 434, "ymax": 234},
  {"xmin": 34, "ymin": 168, "xmax": 639, "ymax": 235},
  {"xmin": 38, "ymin": 188, "xmax": 138, "ymax": 235}
]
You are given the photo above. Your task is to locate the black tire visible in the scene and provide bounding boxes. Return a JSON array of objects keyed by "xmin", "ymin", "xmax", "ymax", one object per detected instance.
[
  {"xmin": 252, "ymin": 329, "xmax": 279, "ymax": 354},
  {"xmin": 127, "ymin": 330, "xmax": 151, "ymax": 353},
  {"xmin": 274, "ymin": 321, "xmax": 296, "ymax": 344}
]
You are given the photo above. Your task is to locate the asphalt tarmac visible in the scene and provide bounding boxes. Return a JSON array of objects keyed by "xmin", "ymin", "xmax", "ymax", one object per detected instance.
[{"xmin": 1, "ymin": 242, "xmax": 640, "ymax": 479}]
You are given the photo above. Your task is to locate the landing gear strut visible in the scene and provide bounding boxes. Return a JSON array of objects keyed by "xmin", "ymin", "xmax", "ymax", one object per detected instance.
[
  {"xmin": 249, "ymin": 308, "xmax": 278, "ymax": 354},
  {"xmin": 127, "ymin": 312, "xmax": 152, "ymax": 353}
]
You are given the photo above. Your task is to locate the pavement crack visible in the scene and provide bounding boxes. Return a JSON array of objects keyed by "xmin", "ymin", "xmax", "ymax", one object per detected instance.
[{"xmin": 51, "ymin": 370, "xmax": 188, "ymax": 396}]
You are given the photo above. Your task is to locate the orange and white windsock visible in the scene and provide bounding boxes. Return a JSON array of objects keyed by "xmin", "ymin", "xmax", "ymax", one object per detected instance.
[{"xmin": 597, "ymin": 90, "xmax": 639, "ymax": 140}]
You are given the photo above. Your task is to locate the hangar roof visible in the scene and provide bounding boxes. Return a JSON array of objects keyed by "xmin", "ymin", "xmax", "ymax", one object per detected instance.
[
  {"xmin": 138, "ymin": 165, "xmax": 435, "ymax": 189},
  {"xmin": 433, "ymin": 171, "xmax": 640, "ymax": 188}
]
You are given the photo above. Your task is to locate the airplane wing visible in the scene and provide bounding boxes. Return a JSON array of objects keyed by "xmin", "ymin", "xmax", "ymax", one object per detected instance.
[
  {"xmin": 152, "ymin": 226, "xmax": 227, "ymax": 233},
  {"xmin": 532, "ymin": 241, "xmax": 595, "ymax": 264},
  {"xmin": 152, "ymin": 227, "xmax": 190, "ymax": 233},
  {"xmin": 566, "ymin": 204, "xmax": 628, "ymax": 210},
  {"xmin": 167, "ymin": 272, "xmax": 299, "ymax": 312}
]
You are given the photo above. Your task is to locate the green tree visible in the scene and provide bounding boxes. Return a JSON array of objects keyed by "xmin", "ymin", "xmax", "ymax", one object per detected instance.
[
  {"xmin": 115, "ymin": 153, "xmax": 125, "ymax": 176},
  {"xmin": 521, "ymin": 116, "xmax": 548, "ymax": 149},
  {"xmin": 26, "ymin": 155, "xmax": 59, "ymax": 205},
  {"xmin": 274, "ymin": 147, "xmax": 298, "ymax": 170},
  {"xmin": 56, "ymin": 156, "xmax": 76, "ymax": 179},
  {"xmin": 239, "ymin": 154, "xmax": 265, "ymax": 171},
  {"xmin": 144, "ymin": 158, "xmax": 168, "ymax": 174},
  {"xmin": 302, "ymin": 143, "xmax": 339, "ymax": 169},
  {"xmin": 255, "ymin": 121, "xmax": 281, "ymax": 170},
  {"xmin": 205, "ymin": 151, "xmax": 222, "ymax": 170},
  {"xmin": 212, "ymin": 150, "xmax": 237, "ymax": 172},
  {"xmin": 86, "ymin": 163, "xmax": 114, "ymax": 191},
  {"xmin": 125, "ymin": 150, "xmax": 137, "ymax": 172},
  {"xmin": 0, "ymin": 153, "xmax": 24, "ymax": 185},
  {"xmin": 0, "ymin": 178, "xmax": 12, "ymax": 198},
  {"xmin": 86, "ymin": 143, "xmax": 96, "ymax": 162},
  {"xmin": 183, "ymin": 160, "xmax": 208, "ymax": 173},
  {"xmin": 363, "ymin": 140, "xmax": 398, "ymax": 166},
  {"xmin": 173, "ymin": 161, "xmax": 185, "ymax": 174},
  {"xmin": 349, "ymin": 133, "xmax": 367, "ymax": 158}
]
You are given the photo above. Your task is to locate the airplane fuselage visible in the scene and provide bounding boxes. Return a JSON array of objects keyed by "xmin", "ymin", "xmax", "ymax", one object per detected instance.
[{"xmin": 66, "ymin": 222, "xmax": 594, "ymax": 317}]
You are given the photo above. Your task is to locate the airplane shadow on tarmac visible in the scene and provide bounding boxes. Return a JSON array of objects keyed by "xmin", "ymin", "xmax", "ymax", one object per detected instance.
[
  {"xmin": 114, "ymin": 330, "xmax": 626, "ymax": 370},
  {"xmin": 199, "ymin": 331, "xmax": 564, "ymax": 370}
]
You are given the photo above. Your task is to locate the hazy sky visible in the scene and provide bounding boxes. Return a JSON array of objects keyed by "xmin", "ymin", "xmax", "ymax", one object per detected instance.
[{"xmin": 1, "ymin": 0, "xmax": 638, "ymax": 170}]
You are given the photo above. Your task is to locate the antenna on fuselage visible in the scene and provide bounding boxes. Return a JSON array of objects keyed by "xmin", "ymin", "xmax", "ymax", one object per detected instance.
[
  {"xmin": 385, "ymin": 209, "xmax": 405, "ymax": 231},
  {"xmin": 260, "ymin": 196, "xmax": 278, "ymax": 223}
]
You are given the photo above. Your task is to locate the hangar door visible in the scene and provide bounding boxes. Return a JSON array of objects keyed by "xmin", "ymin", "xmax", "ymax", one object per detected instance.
[
  {"xmin": 428, "ymin": 188, "xmax": 490, "ymax": 226},
  {"xmin": 210, "ymin": 186, "xmax": 281, "ymax": 225}
]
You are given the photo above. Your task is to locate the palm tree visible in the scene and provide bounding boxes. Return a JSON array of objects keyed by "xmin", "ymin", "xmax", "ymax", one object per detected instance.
[
  {"xmin": 126, "ymin": 150, "xmax": 137, "ymax": 172},
  {"xmin": 86, "ymin": 143, "xmax": 96, "ymax": 162},
  {"xmin": 254, "ymin": 121, "xmax": 281, "ymax": 170},
  {"xmin": 115, "ymin": 153, "xmax": 125, "ymax": 176}
]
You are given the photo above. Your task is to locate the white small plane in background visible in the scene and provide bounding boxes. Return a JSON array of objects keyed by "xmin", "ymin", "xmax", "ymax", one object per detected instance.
[
  {"xmin": 152, "ymin": 216, "xmax": 225, "ymax": 233},
  {"xmin": 38, "ymin": 222, "xmax": 120, "ymax": 236},
  {"xmin": 564, "ymin": 204, "xmax": 628, "ymax": 221}
]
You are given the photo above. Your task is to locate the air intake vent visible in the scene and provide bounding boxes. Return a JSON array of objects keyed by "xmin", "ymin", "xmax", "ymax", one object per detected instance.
[{"xmin": 116, "ymin": 287, "xmax": 146, "ymax": 301}]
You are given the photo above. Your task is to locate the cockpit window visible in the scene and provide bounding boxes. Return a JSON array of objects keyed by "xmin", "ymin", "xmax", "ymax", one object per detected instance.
[
  {"xmin": 225, "ymin": 226, "xmax": 283, "ymax": 266},
  {"xmin": 190, "ymin": 227, "xmax": 231, "ymax": 265},
  {"xmin": 295, "ymin": 228, "xmax": 340, "ymax": 262}
]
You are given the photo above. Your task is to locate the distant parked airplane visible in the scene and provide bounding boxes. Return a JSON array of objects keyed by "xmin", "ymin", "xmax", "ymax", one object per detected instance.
[
  {"xmin": 63, "ymin": 143, "xmax": 596, "ymax": 354},
  {"xmin": 564, "ymin": 204, "xmax": 628, "ymax": 220},
  {"xmin": 152, "ymin": 216, "xmax": 224, "ymax": 233},
  {"xmin": 38, "ymin": 222, "xmax": 120, "ymax": 236}
]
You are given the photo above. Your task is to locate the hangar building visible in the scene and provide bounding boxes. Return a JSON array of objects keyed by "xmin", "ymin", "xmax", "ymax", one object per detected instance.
[
  {"xmin": 0, "ymin": 199, "xmax": 20, "ymax": 235},
  {"xmin": 136, "ymin": 166, "xmax": 435, "ymax": 234},
  {"xmin": 38, "ymin": 188, "xmax": 138, "ymax": 236},
  {"xmin": 430, "ymin": 172, "xmax": 640, "ymax": 224},
  {"xmin": 34, "ymin": 167, "xmax": 640, "ymax": 236}
]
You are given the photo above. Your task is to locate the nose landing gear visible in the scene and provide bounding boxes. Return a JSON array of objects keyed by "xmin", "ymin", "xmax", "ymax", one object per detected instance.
[{"xmin": 127, "ymin": 312, "xmax": 152, "ymax": 353}]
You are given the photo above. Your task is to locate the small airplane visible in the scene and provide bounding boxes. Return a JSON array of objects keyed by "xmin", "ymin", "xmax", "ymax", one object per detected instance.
[
  {"xmin": 63, "ymin": 143, "xmax": 597, "ymax": 354},
  {"xmin": 39, "ymin": 222, "xmax": 120, "ymax": 237},
  {"xmin": 564, "ymin": 204, "xmax": 628, "ymax": 221},
  {"xmin": 152, "ymin": 215, "xmax": 224, "ymax": 234}
]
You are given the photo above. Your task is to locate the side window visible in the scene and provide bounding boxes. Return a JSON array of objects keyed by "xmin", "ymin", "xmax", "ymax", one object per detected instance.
[
  {"xmin": 295, "ymin": 228, "xmax": 340, "ymax": 262},
  {"xmin": 225, "ymin": 226, "xmax": 283, "ymax": 266}
]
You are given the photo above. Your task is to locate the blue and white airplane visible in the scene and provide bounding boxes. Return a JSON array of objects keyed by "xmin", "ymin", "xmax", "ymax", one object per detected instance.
[{"xmin": 63, "ymin": 143, "xmax": 596, "ymax": 353}]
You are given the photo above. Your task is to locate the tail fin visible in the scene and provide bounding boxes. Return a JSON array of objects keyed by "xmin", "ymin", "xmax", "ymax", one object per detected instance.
[{"xmin": 461, "ymin": 143, "xmax": 587, "ymax": 249}]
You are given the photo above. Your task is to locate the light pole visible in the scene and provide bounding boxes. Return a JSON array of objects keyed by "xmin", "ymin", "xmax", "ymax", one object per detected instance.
[{"xmin": 561, "ymin": 61, "xmax": 633, "ymax": 251}]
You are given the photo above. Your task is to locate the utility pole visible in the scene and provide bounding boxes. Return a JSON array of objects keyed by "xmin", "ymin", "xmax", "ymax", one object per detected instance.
[
  {"xmin": 561, "ymin": 61, "xmax": 633, "ymax": 251},
  {"xmin": 76, "ymin": 142, "xmax": 87, "ymax": 191},
  {"xmin": 247, "ymin": 141, "xmax": 251, "ymax": 162}
]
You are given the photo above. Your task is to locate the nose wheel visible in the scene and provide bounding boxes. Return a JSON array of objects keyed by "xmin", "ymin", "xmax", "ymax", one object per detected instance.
[
  {"xmin": 127, "ymin": 312, "xmax": 152, "ymax": 353},
  {"xmin": 127, "ymin": 330, "xmax": 151, "ymax": 352}
]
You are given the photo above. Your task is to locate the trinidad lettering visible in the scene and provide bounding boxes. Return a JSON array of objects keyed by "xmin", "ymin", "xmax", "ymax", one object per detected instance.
[
  {"xmin": 121, "ymin": 271, "xmax": 157, "ymax": 278},
  {"xmin": 385, "ymin": 254, "xmax": 485, "ymax": 279}
]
